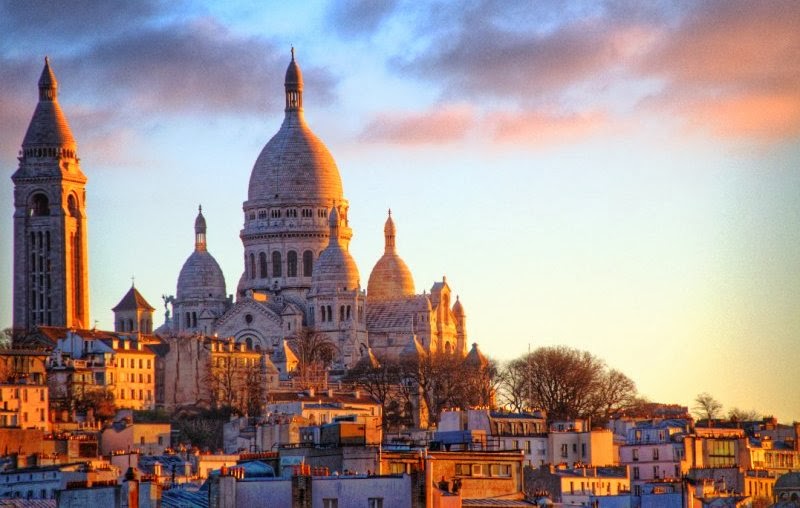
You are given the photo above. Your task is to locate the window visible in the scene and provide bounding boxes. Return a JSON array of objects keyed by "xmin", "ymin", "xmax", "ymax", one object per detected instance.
[
  {"xmin": 632, "ymin": 449, "xmax": 639, "ymax": 461},
  {"xmin": 490, "ymin": 464, "xmax": 511, "ymax": 477},
  {"xmin": 30, "ymin": 194, "xmax": 50, "ymax": 216},
  {"xmin": 561, "ymin": 443, "xmax": 568, "ymax": 458},
  {"xmin": 368, "ymin": 499, "xmax": 383, "ymax": 508},
  {"xmin": 257, "ymin": 210, "xmax": 266, "ymax": 220},
  {"xmin": 572, "ymin": 443, "xmax": 578, "ymax": 453},
  {"xmin": 633, "ymin": 466, "xmax": 639, "ymax": 480},
  {"xmin": 303, "ymin": 250, "xmax": 313, "ymax": 276},
  {"xmin": 272, "ymin": 251, "xmax": 282, "ymax": 277},
  {"xmin": 525, "ymin": 441, "xmax": 532, "ymax": 453},
  {"xmin": 287, "ymin": 250, "xmax": 297, "ymax": 277},
  {"xmin": 323, "ymin": 500, "xmax": 338, "ymax": 508},
  {"xmin": 582, "ymin": 443, "xmax": 586, "ymax": 457},
  {"xmin": 455, "ymin": 464, "xmax": 471, "ymax": 476},
  {"xmin": 472, "ymin": 464, "xmax": 486, "ymax": 477},
  {"xmin": 653, "ymin": 465, "xmax": 659, "ymax": 478},
  {"xmin": 653, "ymin": 448, "xmax": 659, "ymax": 460},
  {"xmin": 259, "ymin": 253, "xmax": 268, "ymax": 278},
  {"xmin": 249, "ymin": 253, "xmax": 256, "ymax": 279},
  {"xmin": 389, "ymin": 463, "xmax": 407, "ymax": 474}
]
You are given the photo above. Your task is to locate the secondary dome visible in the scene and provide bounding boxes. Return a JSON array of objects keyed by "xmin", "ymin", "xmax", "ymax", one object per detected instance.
[
  {"xmin": 367, "ymin": 210, "xmax": 415, "ymax": 302},
  {"xmin": 177, "ymin": 207, "xmax": 226, "ymax": 300},
  {"xmin": 247, "ymin": 49, "xmax": 344, "ymax": 205},
  {"xmin": 312, "ymin": 207, "xmax": 360, "ymax": 293}
]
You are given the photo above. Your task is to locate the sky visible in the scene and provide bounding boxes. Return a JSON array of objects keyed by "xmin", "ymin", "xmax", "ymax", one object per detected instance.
[{"xmin": 1, "ymin": 0, "xmax": 799, "ymax": 423}]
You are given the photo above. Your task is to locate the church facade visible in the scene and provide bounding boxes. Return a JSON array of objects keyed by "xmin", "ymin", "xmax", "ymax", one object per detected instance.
[{"xmin": 11, "ymin": 52, "xmax": 471, "ymax": 378}]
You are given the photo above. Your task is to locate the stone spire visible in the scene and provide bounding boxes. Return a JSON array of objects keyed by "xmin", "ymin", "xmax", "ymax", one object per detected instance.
[
  {"xmin": 384, "ymin": 209, "xmax": 396, "ymax": 253},
  {"xmin": 21, "ymin": 57, "xmax": 78, "ymax": 158},
  {"xmin": 284, "ymin": 47, "xmax": 303, "ymax": 113},
  {"xmin": 194, "ymin": 205, "xmax": 207, "ymax": 252}
]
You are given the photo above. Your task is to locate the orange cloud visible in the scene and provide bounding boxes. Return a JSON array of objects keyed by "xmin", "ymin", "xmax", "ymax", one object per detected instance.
[
  {"xmin": 489, "ymin": 109, "xmax": 609, "ymax": 145},
  {"xmin": 359, "ymin": 105, "xmax": 473, "ymax": 145}
]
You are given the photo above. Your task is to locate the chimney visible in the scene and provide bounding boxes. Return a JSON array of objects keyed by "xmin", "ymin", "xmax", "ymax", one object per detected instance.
[{"xmin": 794, "ymin": 422, "xmax": 800, "ymax": 452}]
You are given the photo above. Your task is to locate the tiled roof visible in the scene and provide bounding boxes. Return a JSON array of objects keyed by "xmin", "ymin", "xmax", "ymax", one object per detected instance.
[
  {"xmin": 112, "ymin": 286, "xmax": 155, "ymax": 312},
  {"xmin": 366, "ymin": 295, "xmax": 430, "ymax": 331}
]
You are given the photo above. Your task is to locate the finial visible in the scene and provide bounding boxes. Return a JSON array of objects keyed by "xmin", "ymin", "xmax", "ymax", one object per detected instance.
[
  {"xmin": 291, "ymin": 46, "xmax": 295, "ymax": 61},
  {"xmin": 198, "ymin": 204, "xmax": 202, "ymax": 213},
  {"xmin": 44, "ymin": 56, "xmax": 49, "ymax": 65},
  {"xmin": 388, "ymin": 208, "xmax": 392, "ymax": 217},
  {"xmin": 131, "ymin": 275, "xmax": 135, "ymax": 288}
]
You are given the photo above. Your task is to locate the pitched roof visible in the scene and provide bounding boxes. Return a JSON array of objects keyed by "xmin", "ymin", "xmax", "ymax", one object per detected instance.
[
  {"xmin": 366, "ymin": 295, "xmax": 431, "ymax": 331},
  {"xmin": 112, "ymin": 286, "xmax": 155, "ymax": 312}
]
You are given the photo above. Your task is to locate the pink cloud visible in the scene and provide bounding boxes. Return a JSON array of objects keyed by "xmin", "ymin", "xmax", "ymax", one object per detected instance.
[
  {"xmin": 636, "ymin": 0, "xmax": 800, "ymax": 141},
  {"xmin": 359, "ymin": 105, "xmax": 474, "ymax": 145},
  {"xmin": 488, "ymin": 109, "xmax": 609, "ymax": 145}
]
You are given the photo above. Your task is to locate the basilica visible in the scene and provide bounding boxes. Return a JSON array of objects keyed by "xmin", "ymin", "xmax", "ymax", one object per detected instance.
[{"xmin": 11, "ymin": 52, "xmax": 472, "ymax": 377}]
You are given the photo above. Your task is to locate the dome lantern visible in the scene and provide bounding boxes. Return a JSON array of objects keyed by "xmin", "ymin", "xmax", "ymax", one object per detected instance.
[
  {"xmin": 285, "ymin": 47, "xmax": 303, "ymax": 112},
  {"xmin": 194, "ymin": 205, "xmax": 207, "ymax": 252}
]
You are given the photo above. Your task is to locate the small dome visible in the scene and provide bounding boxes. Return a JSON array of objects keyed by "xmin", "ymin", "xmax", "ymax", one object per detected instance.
[
  {"xmin": 177, "ymin": 207, "xmax": 226, "ymax": 300},
  {"xmin": 311, "ymin": 207, "xmax": 360, "ymax": 293},
  {"xmin": 452, "ymin": 295, "xmax": 465, "ymax": 317},
  {"xmin": 177, "ymin": 251, "xmax": 227, "ymax": 301},
  {"xmin": 367, "ymin": 210, "xmax": 415, "ymax": 302}
]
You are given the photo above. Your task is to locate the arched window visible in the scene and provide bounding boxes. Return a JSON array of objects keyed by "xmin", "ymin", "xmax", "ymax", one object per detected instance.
[
  {"xmin": 340, "ymin": 306, "xmax": 345, "ymax": 322},
  {"xmin": 321, "ymin": 306, "xmax": 326, "ymax": 322},
  {"xmin": 327, "ymin": 305, "xmax": 333, "ymax": 322},
  {"xmin": 29, "ymin": 194, "xmax": 50, "ymax": 216},
  {"xmin": 272, "ymin": 251, "xmax": 282, "ymax": 277},
  {"xmin": 67, "ymin": 195, "xmax": 79, "ymax": 218},
  {"xmin": 245, "ymin": 337, "xmax": 253, "ymax": 350},
  {"xmin": 249, "ymin": 253, "xmax": 256, "ymax": 279},
  {"xmin": 128, "ymin": 319, "xmax": 134, "ymax": 331},
  {"xmin": 303, "ymin": 250, "xmax": 313, "ymax": 276},
  {"xmin": 287, "ymin": 251, "xmax": 298, "ymax": 277},
  {"xmin": 346, "ymin": 305, "xmax": 351, "ymax": 320},
  {"xmin": 259, "ymin": 252, "xmax": 268, "ymax": 278}
]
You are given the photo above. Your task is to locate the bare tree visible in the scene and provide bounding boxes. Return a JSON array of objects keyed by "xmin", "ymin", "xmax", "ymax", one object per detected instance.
[
  {"xmin": 291, "ymin": 328, "xmax": 338, "ymax": 389},
  {"xmin": 343, "ymin": 355, "xmax": 415, "ymax": 430},
  {"xmin": 727, "ymin": 407, "xmax": 760, "ymax": 423},
  {"xmin": 693, "ymin": 392, "xmax": 723, "ymax": 423},
  {"xmin": 498, "ymin": 346, "xmax": 638, "ymax": 423},
  {"xmin": 398, "ymin": 351, "xmax": 497, "ymax": 428}
]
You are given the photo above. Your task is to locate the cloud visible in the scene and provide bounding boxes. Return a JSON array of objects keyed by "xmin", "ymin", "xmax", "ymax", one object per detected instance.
[
  {"xmin": 383, "ymin": 0, "xmax": 800, "ymax": 143},
  {"xmin": 0, "ymin": 5, "xmax": 340, "ymax": 168},
  {"xmin": 359, "ymin": 105, "xmax": 473, "ymax": 144},
  {"xmin": 635, "ymin": 0, "xmax": 800, "ymax": 141},
  {"xmin": 70, "ymin": 18, "xmax": 336, "ymax": 116},
  {"xmin": 489, "ymin": 109, "xmax": 609, "ymax": 145},
  {"xmin": 0, "ymin": 0, "xmax": 162, "ymax": 50},
  {"xmin": 327, "ymin": 0, "xmax": 399, "ymax": 38}
]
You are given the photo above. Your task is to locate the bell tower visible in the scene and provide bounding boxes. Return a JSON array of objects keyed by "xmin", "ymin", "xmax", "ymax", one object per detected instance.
[{"xmin": 11, "ymin": 57, "xmax": 89, "ymax": 331}]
